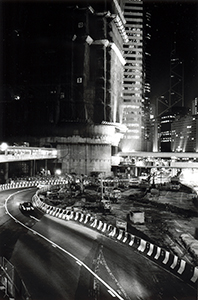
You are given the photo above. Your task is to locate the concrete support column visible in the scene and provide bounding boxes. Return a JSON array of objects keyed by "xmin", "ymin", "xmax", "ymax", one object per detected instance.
[
  {"xmin": 30, "ymin": 160, "xmax": 36, "ymax": 176},
  {"xmin": 4, "ymin": 162, "xmax": 9, "ymax": 183},
  {"xmin": 45, "ymin": 159, "xmax": 48, "ymax": 173},
  {"xmin": 134, "ymin": 167, "xmax": 138, "ymax": 177},
  {"xmin": 85, "ymin": 144, "xmax": 88, "ymax": 175},
  {"xmin": 30, "ymin": 160, "xmax": 34, "ymax": 177}
]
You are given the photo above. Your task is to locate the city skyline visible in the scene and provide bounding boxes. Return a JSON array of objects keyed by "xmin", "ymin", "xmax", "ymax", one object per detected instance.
[
  {"xmin": 148, "ymin": 0, "xmax": 198, "ymax": 109},
  {"xmin": 1, "ymin": 0, "xmax": 198, "ymax": 142}
]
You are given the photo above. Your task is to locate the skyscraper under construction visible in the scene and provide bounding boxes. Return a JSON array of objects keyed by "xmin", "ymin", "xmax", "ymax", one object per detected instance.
[{"xmin": 2, "ymin": 0, "xmax": 128, "ymax": 175}]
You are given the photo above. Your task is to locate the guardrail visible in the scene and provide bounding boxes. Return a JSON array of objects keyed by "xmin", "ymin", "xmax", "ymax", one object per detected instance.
[
  {"xmin": 0, "ymin": 146, "xmax": 57, "ymax": 163},
  {"xmin": 0, "ymin": 256, "xmax": 31, "ymax": 300},
  {"xmin": 0, "ymin": 179, "xmax": 68, "ymax": 191}
]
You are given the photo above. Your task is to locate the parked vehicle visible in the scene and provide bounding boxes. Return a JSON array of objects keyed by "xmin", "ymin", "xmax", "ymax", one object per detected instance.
[
  {"xmin": 129, "ymin": 177, "xmax": 140, "ymax": 187},
  {"xmin": 169, "ymin": 177, "xmax": 181, "ymax": 190}
]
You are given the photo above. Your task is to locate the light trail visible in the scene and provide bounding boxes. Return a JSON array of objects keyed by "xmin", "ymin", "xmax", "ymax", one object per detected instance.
[
  {"xmin": 5, "ymin": 190, "xmax": 125, "ymax": 300},
  {"xmin": 30, "ymin": 215, "xmax": 39, "ymax": 222}
]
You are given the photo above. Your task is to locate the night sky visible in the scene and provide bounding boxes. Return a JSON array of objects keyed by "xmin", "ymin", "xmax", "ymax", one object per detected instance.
[
  {"xmin": 148, "ymin": 0, "xmax": 198, "ymax": 108},
  {"xmin": 1, "ymin": 0, "xmax": 198, "ymax": 109}
]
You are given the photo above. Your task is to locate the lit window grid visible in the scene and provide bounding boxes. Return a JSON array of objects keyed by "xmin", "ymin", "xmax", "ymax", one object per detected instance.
[
  {"xmin": 121, "ymin": 0, "xmax": 147, "ymax": 151},
  {"xmin": 171, "ymin": 115, "xmax": 198, "ymax": 152}
]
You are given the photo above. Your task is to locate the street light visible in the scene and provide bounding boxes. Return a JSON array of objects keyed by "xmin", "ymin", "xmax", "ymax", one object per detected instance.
[
  {"xmin": 0, "ymin": 142, "xmax": 8, "ymax": 152},
  {"xmin": 55, "ymin": 169, "xmax": 62, "ymax": 176}
]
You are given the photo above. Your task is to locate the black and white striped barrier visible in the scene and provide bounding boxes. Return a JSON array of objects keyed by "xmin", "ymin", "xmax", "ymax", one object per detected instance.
[
  {"xmin": 33, "ymin": 193, "xmax": 198, "ymax": 287},
  {"xmin": 0, "ymin": 178, "xmax": 68, "ymax": 192}
]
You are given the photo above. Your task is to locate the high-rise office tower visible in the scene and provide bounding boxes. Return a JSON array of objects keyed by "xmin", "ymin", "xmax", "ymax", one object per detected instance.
[
  {"xmin": 192, "ymin": 97, "xmax": 198, "ymax": 115},
  {"xmin": 171, "ymin": 113, "xmax": 197, "ymax": 153},
  {"xmin": 119, "ymin": 0, "xmax": 151, "ymax": 152}
]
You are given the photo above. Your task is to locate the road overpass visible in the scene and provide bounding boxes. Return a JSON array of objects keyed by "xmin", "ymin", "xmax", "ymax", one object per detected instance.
[
  {"xmin": 0, "ymin": 145, "xmax": 57, "ymax": 163},
  {"xmin": 0, "ymin": 145, "xmax": 58, "ymax": 182},
  {"xmin": 116, "ymin": 151, "xmax": 198, "ymax": 169}
]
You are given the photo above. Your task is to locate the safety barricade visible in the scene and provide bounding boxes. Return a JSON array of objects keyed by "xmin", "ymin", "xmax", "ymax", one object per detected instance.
[
  {"xmin": 32, "ymin": 192, "xmax": 198, "ymax": 288},
  {"xmin": 61, "ymin": 210, "xmax": 67, "ymax": 220},
  {"xmin": 101, "ymin": 222, "xmax": 108, "ymax": 233},
  {"xmin": 90, "ymin": 218, "xmax": 99, "ymax": 229},
  {"xmin": 117, "ymin": 229, "xmax": 125, "ymax": 241},
  {"xmin": 58, "ymin": 209, "xmax": 64, "ymax": 219},
  {"xmin": 48, "ymin": 206, "xmax": 55, "ymax": 216},
  {"xmin": 0, "ymin": 178, "xmax": 68, "ymax": 193},
  {"xmin": 51, "ymin": 207, "xmax": 58, "ymax": 216},
  {"xmin": 106, "ymin": 224, "xmax": 114, "ymax": 234},
  {"xmin": 74, "ymin": 211, "xmax": 81, "ymax": 221},
  {"xmin": 137, "ymin": 239, "xmax": 147, "ymax": 252},
  {"xmin": 55, "ymin": 208, "xmax": 62, "ymax": 218},
  {"xmin": 146, "ymin": 243, "xmax": 155, "ymax": 256},
  {"xmin": 83, "ymin": 214, "xmax": 91, "ymax": 224},
  {"xmin": 78, "ymin": 213, "xmax": 85, "ymax": 223},
  {"xmin": 128, "ymin": 234, "xmax": 135, "ymax": 246},
  {"xmin": 122, "ymin": 232, "xmax": 130, "ymax": 244},
  {"xmin": 40, "ymin": 201, "xmax": 46, "ymax": 210},
  {"xmin": 45, "ymin": 205, "xmax": 52, "ymax": 214},
  {"xmin": 191, "ymin": 266, "xmax": 198, "ymax": 283},
  {"xmin": 62, "ymin": 210, "xmax": 71, "ymax": 220},
  {"xmin": 109, "ymin": 226, "xmax": 119, "ymax": 238},
  {"xmin": 97, "ymin": 220, "xmax": 104, "ymax": 231},
  {"xmin": 41, "ymin": 204, "xmax": 47, "ymax": 212}
]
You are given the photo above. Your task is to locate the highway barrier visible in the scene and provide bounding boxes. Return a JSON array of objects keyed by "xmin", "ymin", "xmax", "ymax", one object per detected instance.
[
  {"xmin": 0, "ymin": 178, "xmax": 68, "ymax": 192},
  {"xmin": 33, "ymin": 190, "xmax": 198, "ymax": 288}
]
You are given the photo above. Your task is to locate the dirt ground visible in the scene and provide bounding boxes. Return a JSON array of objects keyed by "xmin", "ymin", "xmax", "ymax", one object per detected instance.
[
  {"xmin": 99, "ymin": 187, "xmax": 198, "ymax": 266},
  {"xmin": 42, "ymin": 184, "xmax": 198, "ymax": 266}
]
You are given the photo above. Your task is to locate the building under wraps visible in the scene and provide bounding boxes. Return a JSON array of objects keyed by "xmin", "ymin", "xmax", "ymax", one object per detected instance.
[{"xmin": 1, "ymin": 0, "xmax": 128, "ymax": 175}]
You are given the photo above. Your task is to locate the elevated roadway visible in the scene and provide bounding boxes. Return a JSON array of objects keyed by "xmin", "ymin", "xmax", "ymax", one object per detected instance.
[
  {"xmin": 0, "ymin": 146, "xmax": 58, "ymax": 182},
  {"xmin": 119, "ymin": 151, "xmax": 198, "ymax": 159},
  {"xmin": 0, "ymin": 146, "xmax": 57, "ymax": 163},
  {"xmin": 115, "ymin": 152, "xmax": 198, "ymax": 174}
]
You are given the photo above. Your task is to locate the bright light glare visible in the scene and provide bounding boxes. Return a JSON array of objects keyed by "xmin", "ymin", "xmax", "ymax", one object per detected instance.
[
  {"xmin": 52, "ymin": 149, "xmax": 57, "ymax": 156},
  {"xmin": 107, "ymin": 290, "xmax": 116, "ymax": 297},
  {"xmin": 0, "ymin": 142, "xmax": 8, "ymax": 151},
  {"xmin": 180, "ymin": 169, "xmax": 198, "ymax": 186},
  {"xmin": 55, "ymin": 169, "xmax": 62, "ymax": 176}
]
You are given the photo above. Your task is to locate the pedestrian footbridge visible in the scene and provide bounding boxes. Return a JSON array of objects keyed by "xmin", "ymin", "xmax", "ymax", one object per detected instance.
[{"xmin": 0, "ymin": 145, "xmax": 57, "ymax": 163}]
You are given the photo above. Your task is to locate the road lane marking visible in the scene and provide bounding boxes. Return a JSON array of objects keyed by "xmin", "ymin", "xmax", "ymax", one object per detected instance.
[
  {"xmin": 108, "ymin": 289, "xmax": 116, "ymax": 297},
  {"xmin": 5, "ymin": 190, "xmax": 125, "ymax": 300},
  {"xmin": 30, "ymin": 215, "xmax": 39, "ymax": 222}
]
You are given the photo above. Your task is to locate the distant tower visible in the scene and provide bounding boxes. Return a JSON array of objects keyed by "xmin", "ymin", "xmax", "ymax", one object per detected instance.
[
  {"xmin": 169, "ymin": 42, "xmax": 184, "ymax": 109},
  {"xmin": 155, "ymin": 42, "xmax": 184, "ymax": 152},
  {"xmin": 119, "ymin": 0, "xmax": 151, "ymax": 152},
  {"xmin": 192, "ymin": 97, "xmax": 198, "ymax": 115},
  {"xmin": 156, "ymin": 42, "xmax": 184, "ymax": 117}
]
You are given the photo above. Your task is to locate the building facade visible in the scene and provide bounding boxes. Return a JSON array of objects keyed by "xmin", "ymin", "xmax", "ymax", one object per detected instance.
[
  {"xmin": 192, "ymin": 97, "xmax": 198, "ymax": 115},
  {"xmin": 119, "ymin": 0, "xmax": 151, "ymax": 152},
  {"xmin": 171, "ymin": 105, "xmax": 198, "ymax": 153}
]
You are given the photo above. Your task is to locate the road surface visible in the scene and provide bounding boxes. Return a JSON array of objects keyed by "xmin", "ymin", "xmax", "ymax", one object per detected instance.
[{"xmin": 0, "ymin": 188, "xmax": 196, "ymax": 300}]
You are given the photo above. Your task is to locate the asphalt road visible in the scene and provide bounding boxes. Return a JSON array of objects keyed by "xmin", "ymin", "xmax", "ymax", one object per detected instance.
[{"xmin": 0, "ymin": 188, "xmax": 196, "ymax": 300}]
